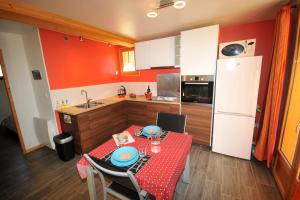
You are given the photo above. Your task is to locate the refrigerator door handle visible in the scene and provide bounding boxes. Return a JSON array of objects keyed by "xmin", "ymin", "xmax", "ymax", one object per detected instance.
[{"xmin": 215, "ymin": 111, "xmax": 254, "ymax": 118}]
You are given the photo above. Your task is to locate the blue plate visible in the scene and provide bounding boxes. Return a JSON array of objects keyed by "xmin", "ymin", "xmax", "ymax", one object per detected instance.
[
  {"xmin": 142, "ymin": 125, "xmax": 161, "ymax": 137},
  {"xmin": 111, "ymin": 147, "xmax": 139, "ymax": 167}
]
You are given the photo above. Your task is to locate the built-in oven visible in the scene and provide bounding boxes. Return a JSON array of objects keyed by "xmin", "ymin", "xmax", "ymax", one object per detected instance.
[{"xmin": 181, "ymin": 75, "xmax": 214, "ymax": 104}]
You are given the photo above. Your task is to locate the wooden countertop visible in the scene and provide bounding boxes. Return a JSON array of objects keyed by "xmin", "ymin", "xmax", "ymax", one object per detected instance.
[{"xmin": 56, "ymin": 95, "xmax": 180, "ymax": 115}]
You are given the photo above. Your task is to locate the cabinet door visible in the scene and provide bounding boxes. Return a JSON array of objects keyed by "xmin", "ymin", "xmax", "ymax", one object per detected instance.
[
  {"xmin": 149, "ymin": 36, "xmax": 175, "ymax": 67},
  {"xmin": 135, "ymin": 41, "xmax": 151, "ymax": 70},
  {"xmin": 135, "ymin": 36, "xmax": 175, "ymax": 69},
  {"xmin": 175, "ymin": 35, "xmax": 180, "ymax": 67},
  {"xmin": 181, "ymin": 103, "xmax": 212, "ymax": 146},
  {"xmin": 126, "ymin": 101, "xmax": 148, "ymax": 126},
  {"xmin": 181, "ymin": 25, "xmax": 219, "ymax": 75},
  {"xmin": 146, "ymin": 103, "xmax": 180, "ymax": 124}
]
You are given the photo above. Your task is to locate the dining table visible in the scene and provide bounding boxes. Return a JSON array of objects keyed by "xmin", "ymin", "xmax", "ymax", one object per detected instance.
[{"xmin": 76, "ymin": 125, "xmax": 192, "ymax": 200}]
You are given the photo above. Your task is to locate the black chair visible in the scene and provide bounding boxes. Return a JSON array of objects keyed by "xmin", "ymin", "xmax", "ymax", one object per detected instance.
[
  {"xmin": 156, "ymin": 112, "xmax": 187, "ymax": 133},
  {"xmin": 84, "ymin": 154, "xmax": 155, "ymax": 200}
]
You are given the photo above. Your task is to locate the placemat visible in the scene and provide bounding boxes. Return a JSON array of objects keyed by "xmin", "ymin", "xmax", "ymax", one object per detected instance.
[
  {"xmin": 137, "ymin": 129, "xmax": 169, "ymax": 140},
  {"xmin": 91, "ymin": 150, "xmax": 151, "ymax": 175}
]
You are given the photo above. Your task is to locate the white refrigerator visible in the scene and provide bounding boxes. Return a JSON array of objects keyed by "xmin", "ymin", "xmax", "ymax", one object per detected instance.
[{"xmin": 212, "ymin": 56, "xmax": 262, "ymax": 160}]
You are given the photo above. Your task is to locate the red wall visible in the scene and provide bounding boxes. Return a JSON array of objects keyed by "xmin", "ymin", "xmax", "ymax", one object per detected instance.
[
  {"xmin": 219, "ymin": 20, "xmax": 276, "ymax": 141},
  {"xmin": 39, "ymin": 28, "xmax": 176, "ymax": 87},
  {"xmin": 39, "ymin": 29, "xmax": 121, "ymax": 90}
]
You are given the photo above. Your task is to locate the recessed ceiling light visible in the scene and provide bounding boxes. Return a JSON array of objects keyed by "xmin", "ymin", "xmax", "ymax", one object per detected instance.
[
  {"xmin": 173, "ymin": 0, "xmax": 186, "ymax": 9},
  {"xmin": 147, "ymin": 11, "xmax": 158, "ymax": 18}
]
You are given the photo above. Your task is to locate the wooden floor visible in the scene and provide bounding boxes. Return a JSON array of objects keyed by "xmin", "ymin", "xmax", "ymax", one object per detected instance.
[
  {"xmin": 175, "ymin": 145, "xmax": 282, "ymax": 200},
  {"xmin": 0, "ymin": 126, "xmax": 282, "ymax": 200}
]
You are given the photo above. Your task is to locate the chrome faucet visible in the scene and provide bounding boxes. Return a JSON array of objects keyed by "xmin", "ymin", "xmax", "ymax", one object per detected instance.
[{"xmin": 81, "ymin": 90, "xmax": 91, "ymax": 106}]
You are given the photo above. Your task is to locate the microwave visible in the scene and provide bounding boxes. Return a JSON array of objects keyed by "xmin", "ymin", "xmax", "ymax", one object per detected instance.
[
  {"xmin": 181, "ymin": 75, "xmax": 214, "ymax": 104},
  {"xmin": 219, "ymin": 39, "xmax": 256, "ymax": 59}
]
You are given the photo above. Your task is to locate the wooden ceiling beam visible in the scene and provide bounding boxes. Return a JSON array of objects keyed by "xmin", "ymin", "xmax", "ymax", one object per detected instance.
[{"xmin": 0, "ymin": 0, "xmax": 135, "ymax": 47}]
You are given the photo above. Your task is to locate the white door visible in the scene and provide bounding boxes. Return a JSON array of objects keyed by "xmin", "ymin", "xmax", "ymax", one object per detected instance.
[
  {"xmin": 180, "ymin": 25, "xmax": 219, "ymax": 75},
  {"xmin": 212, "ymin": 113, "xmax": 255, "ymax": 159},
  {"xmin": 215, "ymin": 56, "xmax": 262, "ymax": 117}
]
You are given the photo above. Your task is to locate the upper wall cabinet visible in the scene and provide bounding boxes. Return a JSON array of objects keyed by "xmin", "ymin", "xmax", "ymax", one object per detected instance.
[
  {"xmin": 180, "ymin": 25, "xmax": 219, "ymax": 75},
  {"xmin": 135, "ymin": 36, "xmax": 176, "ymax": 70}
]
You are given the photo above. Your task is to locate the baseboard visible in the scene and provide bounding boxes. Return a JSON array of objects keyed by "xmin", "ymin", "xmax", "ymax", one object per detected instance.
[{"xmin": 25, "ymin": 144, "xmax": 45, "ymax": 154}]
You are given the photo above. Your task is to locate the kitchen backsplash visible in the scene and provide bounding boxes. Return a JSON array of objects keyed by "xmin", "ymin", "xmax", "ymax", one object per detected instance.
[
  {"xmin": 50, "ymin": 82, "xmax": 157, "ymax": 109},
  {"xmin": 122, "ymin": 82, "xmax": 157, "ymax": 97}
]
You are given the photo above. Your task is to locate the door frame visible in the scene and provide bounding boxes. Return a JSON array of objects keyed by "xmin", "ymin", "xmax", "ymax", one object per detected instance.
[
  {"xmin": 286, "ymin": 136, "xmax": 300, "ymax": 200},
  {"xmin": 0, "ymin": 49, "xmax": 26, "ymax": 153},
  {"xmin": 272, "ymin": 5, "xmax": 300, "ymax": 198},
  {"xmin": 286, "ymin": 5, "xmax": 300, "ymax": 196}
]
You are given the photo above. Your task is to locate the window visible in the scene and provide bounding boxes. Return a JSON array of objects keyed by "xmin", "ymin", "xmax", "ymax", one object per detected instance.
[{"xmin": 120, "ymin": 48, "xmax": 136, "ymax": 72}]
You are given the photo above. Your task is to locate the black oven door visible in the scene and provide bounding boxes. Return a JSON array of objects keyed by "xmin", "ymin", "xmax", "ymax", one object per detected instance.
[{"xmin": 181, "ymin": 82, "xmax": 213, "ymax": 104}]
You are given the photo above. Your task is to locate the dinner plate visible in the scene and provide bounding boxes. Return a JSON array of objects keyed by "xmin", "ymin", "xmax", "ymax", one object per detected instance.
[
  {"xmin": 111, "ymin": 147, "xmax": 139, "ymax": 167},
  {"xmin": 142, "ymin": 125, "xmax": 161, "ymax": 137}
]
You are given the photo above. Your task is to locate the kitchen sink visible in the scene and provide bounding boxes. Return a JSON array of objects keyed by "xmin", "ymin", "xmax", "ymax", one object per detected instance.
[{"xmin": 75, "ymin": 101, "xmax": 104, "ymax": 109}]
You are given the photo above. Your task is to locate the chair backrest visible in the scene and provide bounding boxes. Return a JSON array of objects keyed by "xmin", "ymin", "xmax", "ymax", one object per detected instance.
[
  {"xmin": 83, "ymin": 154, "xmax": 141, "ymax": 194},
  {"xmin": 156, "ymin": 112, "xmax": 187, "ymax": 133}
]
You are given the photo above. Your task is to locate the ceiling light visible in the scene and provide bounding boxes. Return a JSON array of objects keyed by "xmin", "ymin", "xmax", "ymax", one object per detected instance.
[
  {"xmin": 147, "ymin": 0, "xmax": 186, "ymax": 18},
  {"xmin": 173, "ymin": 0, "xmax": 186, "ymax": 9},
  {"xmin": 147, "ymin": 11, "xmax": 158, "ymax": 18}
]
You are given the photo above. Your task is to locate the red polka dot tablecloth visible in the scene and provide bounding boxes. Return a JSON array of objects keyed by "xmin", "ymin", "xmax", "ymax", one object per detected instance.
[{"xmin": 76, "ymin": 125, "xmax": 192, "ymax": 200}]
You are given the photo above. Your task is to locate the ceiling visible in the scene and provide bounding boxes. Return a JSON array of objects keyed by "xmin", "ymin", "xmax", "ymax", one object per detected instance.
[{"xmin": 12, "ymin": 0, "xmax": 287, "ymax": 41}]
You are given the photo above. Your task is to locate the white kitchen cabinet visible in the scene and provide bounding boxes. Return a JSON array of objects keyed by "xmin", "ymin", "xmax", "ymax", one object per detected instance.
[
  {"xmin": 175, "ymin": 35, "xmax": 180, "ymax": 67},
  {"xmin": 180, "ymin": 25, "xmax": 219, "ymax": 75},
  {"xmin": 135, "ymin": 36, "xmax": 175, "ymax": 69},
  {"xmin": 135, "ymin": 41, "xmax": 151, "ymax": 70}
]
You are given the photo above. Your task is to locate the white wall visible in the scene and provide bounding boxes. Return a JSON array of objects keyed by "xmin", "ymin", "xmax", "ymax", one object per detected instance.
[
  {"xmin": 122, "ymin": 82, "xmax": 157, "ymax": 96},
  {"xmin": 50, "ymin": 82, "xmax": 157, "ymax": 108},
  {"xmin": 22, "ymin": 27, "xmax": 58, "ymax": 149},
  {"xmin": 0, "ymin": 79, "xmax": 12, "ymax": 123},
  {"xmin": 50, "ymin": 82, "xmax": 121, "ymax": 107},
  {"xmin": 0, "ymin": 32, "xmax": 40, "ymax": 149},
  {"xmin": 0, "ymin": 20, "xmax": 57, "ymax": 150}
]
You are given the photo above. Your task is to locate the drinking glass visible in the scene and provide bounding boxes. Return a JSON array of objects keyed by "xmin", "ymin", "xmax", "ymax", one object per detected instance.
[
  {"xmin": 151, "ymin": 134, "xmax": 160, "ymax": 145},
  {"xmin": 151, "ymin": 131, "xmax": 161, "ymax": 153},
  {"xmin": 139, "ymin": 143, "xmax": 147, "ymax": 158}
]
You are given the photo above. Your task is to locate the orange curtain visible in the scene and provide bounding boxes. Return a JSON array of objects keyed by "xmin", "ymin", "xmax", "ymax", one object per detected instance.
[{"xmin": 254, "ymin": 5, "xmax": 292, "ymax": 167}]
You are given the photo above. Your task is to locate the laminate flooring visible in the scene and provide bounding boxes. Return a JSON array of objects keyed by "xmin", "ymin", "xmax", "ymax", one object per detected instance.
[
  {"xmin": 0, "ymin": 127, "xmax": 281, "ymax": 200},
  {"xmin": 175, "ymin": 145, "xmax": 282, "ymax": 200}
]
